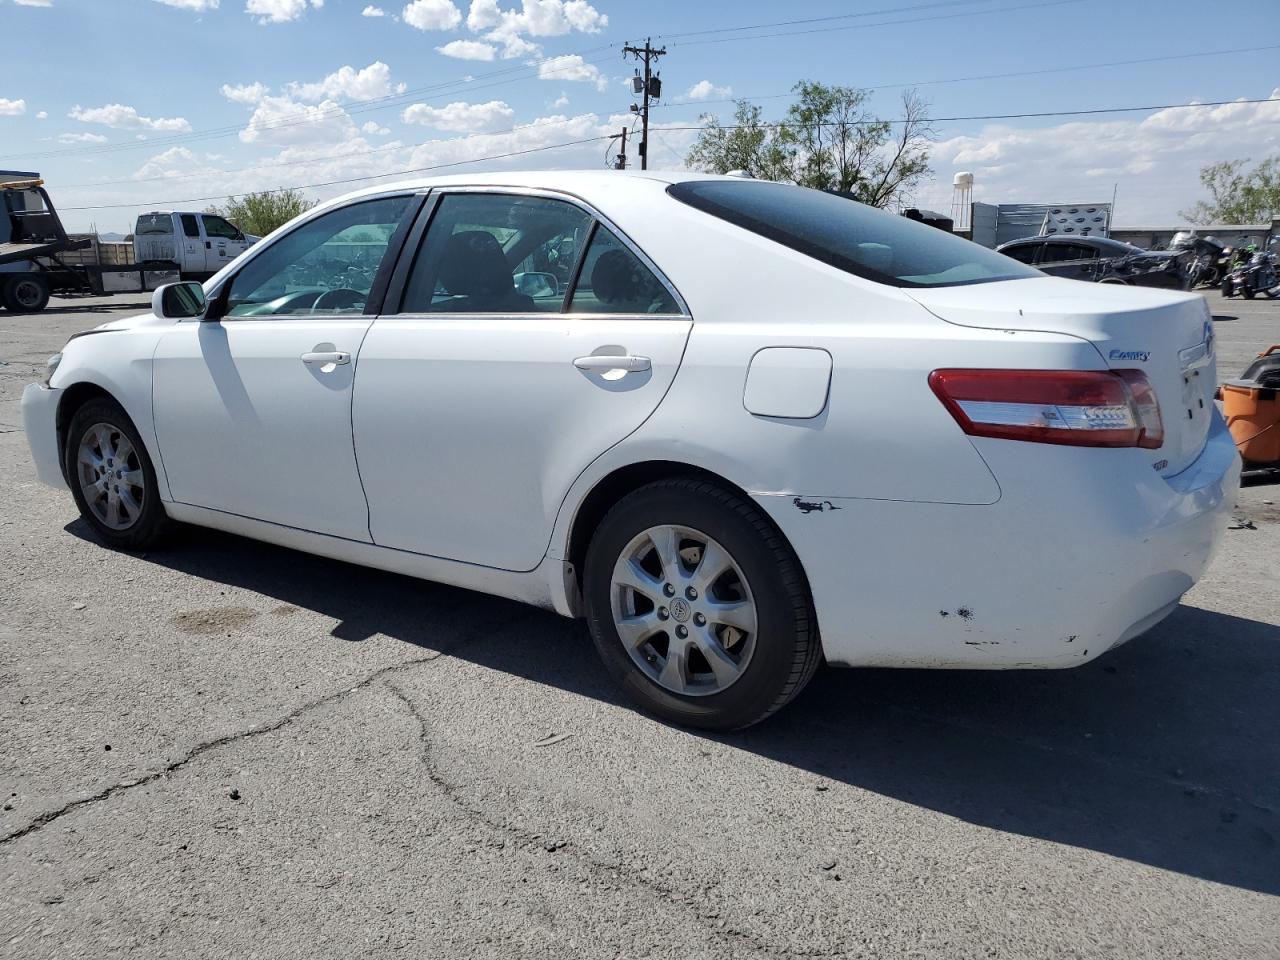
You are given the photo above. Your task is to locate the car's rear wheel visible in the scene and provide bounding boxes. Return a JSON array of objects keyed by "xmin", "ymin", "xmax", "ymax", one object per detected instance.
[
  {"xmin": 64, "ymin": 397, "xmax": 171, "ymax": 550},
  {"xmin": 3, "ymin": 276, "xmax": 50, "ymax": 313},
  {"xmin": 584, "ymin": 478, "xmax": 821, "ymax": 730}
]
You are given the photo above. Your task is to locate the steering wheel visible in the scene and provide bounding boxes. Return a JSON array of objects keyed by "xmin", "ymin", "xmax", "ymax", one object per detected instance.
[{"xmin": 312, "ymin": 288, "xmax": 366, "ymax": 312}]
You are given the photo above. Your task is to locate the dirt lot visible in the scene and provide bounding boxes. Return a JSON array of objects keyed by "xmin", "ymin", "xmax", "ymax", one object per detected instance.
[{"xmin": 1, "ymin": 291, "xmax": 1277, "ymax": 959}]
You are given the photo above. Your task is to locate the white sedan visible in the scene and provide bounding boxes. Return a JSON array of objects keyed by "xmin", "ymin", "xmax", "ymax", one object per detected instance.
[{"xmin": 22, "ymin": 171, "xmax": 1240, "ymax": 729}]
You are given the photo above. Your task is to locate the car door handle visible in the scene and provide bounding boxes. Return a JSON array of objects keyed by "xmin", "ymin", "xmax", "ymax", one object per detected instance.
[
  {"xmin": 573, "ymin": 355, "xmax": 651, "ymax": 372},
  {"xmin": 301, "ymin": 351, "xmax": 351, "ymax": 366}
]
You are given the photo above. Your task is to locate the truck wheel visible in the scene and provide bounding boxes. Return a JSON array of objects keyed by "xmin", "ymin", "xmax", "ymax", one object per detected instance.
[{"xmin": 3, "ymin": 276, "xmax": 50, "ymax": 313}]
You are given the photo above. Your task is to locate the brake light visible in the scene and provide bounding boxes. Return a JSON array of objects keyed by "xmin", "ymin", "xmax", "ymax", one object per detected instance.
[{"xmin": 929, "ymin": 369, "xmax": 1164, "ymax": 449}]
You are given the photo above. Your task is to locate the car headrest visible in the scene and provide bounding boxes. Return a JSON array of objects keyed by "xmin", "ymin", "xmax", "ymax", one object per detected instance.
[
  {"xmin": 591, "ymin": 249, "xmax": 646, "ymax": 305},
  {"xmin": 439, "ymin": 231, "xmax": 512, "ymax": 297},
  {"xmin": 855, "ymin": 242, "xmax": 894, "ymax": 276}
]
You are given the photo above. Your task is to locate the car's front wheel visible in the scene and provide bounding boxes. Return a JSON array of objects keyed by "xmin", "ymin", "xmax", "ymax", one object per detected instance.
[
  {"xmin": 64, "ymin": 397, "xmax": 171, "ymax": 550},
  {"xmin": 584, "ymin": 478, "xmax": 821, "ymax": 730},
  {"xmin": 3, "ymin": 276, "xmax": 50, "ymax": 313}
]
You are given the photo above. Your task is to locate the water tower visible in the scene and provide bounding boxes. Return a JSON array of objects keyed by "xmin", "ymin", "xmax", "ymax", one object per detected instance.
[{"xmin": 951, "ymin": 171, "xmax": 974, "ymax": 231}]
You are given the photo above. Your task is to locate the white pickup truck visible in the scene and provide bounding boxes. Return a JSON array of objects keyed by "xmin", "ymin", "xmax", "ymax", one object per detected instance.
[{"xmin": 133, "ymin": 211, "xmax": 260, "ymax": 280}]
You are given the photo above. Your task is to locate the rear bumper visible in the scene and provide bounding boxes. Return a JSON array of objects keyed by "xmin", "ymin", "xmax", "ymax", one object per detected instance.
[
  {"xmin": 21, "ymin": 382, "xmax": 66, "ymax": 489},
  {"xmin": 757, "ymin": 411, "xmax": 1241, "ymax": 669}
]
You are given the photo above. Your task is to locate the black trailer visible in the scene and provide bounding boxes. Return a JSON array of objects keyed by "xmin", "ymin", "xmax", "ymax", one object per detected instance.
[{"xmin": 0, "ymin": 179, "xmax": 176, "ymax": 312}]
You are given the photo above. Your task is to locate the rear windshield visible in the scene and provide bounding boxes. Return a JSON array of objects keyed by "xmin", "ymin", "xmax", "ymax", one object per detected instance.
[
  {"xmin": 135, "ymin": 213, "xmax": 174, "ymax": 235},
  {"xmin": 667, "ymin": 180, "xmax": 1040, "ymax": 289}
]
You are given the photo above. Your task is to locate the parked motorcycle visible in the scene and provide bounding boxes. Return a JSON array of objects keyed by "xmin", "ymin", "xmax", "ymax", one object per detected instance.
[
  {"xmin": 1221, "ymin": 239, "xmax": 1280, "ymax": 299},
  {"xmin": 1171, "ymin": 232, "xmax": 1226, "ymax": 288}
]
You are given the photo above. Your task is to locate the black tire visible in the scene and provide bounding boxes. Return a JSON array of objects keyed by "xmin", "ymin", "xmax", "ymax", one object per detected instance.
[
  {"xmin": 64, "ymin": 397, "xmax": 171, "ymax": 550},
  {"xmin": 584, "ymin": 478, "xmax": 821, "ymax": 730},
  {"xmin": 3, "ymin": 275, "xmax": 50, "ymax": 313},
  {"xmin": 1243, "ymin": 285, "xmax": 1256, "ymax": 300}
]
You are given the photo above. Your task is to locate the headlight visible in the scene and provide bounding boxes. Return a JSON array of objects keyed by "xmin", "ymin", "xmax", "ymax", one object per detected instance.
[{"xmin": 43, "ymin": 352, "xmax": 62, "ymax": 386}]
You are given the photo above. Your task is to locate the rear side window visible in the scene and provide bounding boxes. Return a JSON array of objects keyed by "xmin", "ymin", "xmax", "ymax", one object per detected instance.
[
  {"xmin": 667, "ymin": 180, "xmax": 1041, "ymax": 288},
  {"xmin": 136, "ymin": 214, "xmax": 174, "ymax": 236},
  {"xmin": 569, "ymin": 225, "xmax": 680, "ymax": 315},
  {"xmin": 181, "ymin": 214, "xmax": 200, "ymax": 238},
  {"xmin": 1001, "ymin": 243, "xmax": 1040, "ymax": 265}
]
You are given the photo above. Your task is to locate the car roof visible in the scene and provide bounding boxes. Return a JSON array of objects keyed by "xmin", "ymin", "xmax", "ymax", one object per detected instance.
[{"xmin": 303, "ymin": 169, "xmax": 751, "ymax": 216}]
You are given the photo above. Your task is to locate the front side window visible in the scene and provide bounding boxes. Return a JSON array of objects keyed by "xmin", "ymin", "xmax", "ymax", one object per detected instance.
[
  {"xmin": 668, "ymin": 180, "xmax": 1041, "ymax": 289},
  {"xmin": 400, "ymin": 193, "xmax": 592, "ymax": 314},
  {"xmin": 224, "ymin": 196, "xmax": 411, "ymax": 318},
  {"xmin": 569, "ymin": 225, "xmax": 680, "ymax": 314},
  {"xmin": 202, "ymin": 214, "xmax": 241, "ymax": 240}
]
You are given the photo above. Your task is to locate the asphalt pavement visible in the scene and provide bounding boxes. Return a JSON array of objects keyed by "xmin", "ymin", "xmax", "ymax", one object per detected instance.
[{"xmin": 1, "ymin": 290, "xmax": 1277, "ymax": 959}]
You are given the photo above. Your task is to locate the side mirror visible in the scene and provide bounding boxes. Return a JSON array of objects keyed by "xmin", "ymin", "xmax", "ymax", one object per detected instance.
[{"xmin": 152, "ymin": 281, "xmax": 207, "ymax": 320}]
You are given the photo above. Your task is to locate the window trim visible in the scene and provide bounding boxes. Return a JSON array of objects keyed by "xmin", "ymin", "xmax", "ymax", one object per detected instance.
[
  {"xmin": 205, "ymin": 191, "xmax": 425, "ymax": 322},
  {"xmin": 383, "ymin": 185, "xmax": 689, "ymax": 319}
]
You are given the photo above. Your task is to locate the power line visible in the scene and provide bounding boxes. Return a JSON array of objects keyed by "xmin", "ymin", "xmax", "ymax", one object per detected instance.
[
  {"xmin": 56, "ymin": 113, "xmax": 612, "ymax": 190},
  {"xmin": 655, "ymin": 96, "xmax": 1280, "ymax": 131},
  {"xmin": 656, "ymin": 0, "xmax": 1029, "ymax": 40},
  {"xmin": 656, "ymin": 43, "xmax": 1280, "ymax": 109},
  {"xmin": 10, "ymin": 0, "xmax": 1079, "ymax": 163},
  {"xmin": 0, "ymin": 48, "xmax": 618, "ymax": 163},
  {"xmin": 57, "ymin": 135, "xmax": 611, "ymax": 211},
  {"xmin": 666, "ymin": 0, "xmax": 1090, "ymax": 48}
]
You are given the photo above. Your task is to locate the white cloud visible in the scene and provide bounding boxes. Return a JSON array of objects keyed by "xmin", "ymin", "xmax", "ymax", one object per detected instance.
[
  {"xmin": 909, "ymin": 90, "xmax": 1280, "ymax": 224},
  {"xmin": 552, "ymin": 92, "xmax": 568, "ymax": 108},
  {"xmin": 245, "ymin": 0, "xmax": 322, "ymax": 23},
  {"xmin": 437, "ymin": 39, "xmax": 496, "ymax": 60},
  {"xmin": 238, "ymin": 95, "xmax": 359, "ymax": 146},
  {"xmin": 290, "ymin": 62, "xmax": 402, "ymax": 102},
  {"xmin": 13, "ymin": 0, "xmax": 54, "ymax": 6},
  {"xmin": 536, "ymin": 54, "xmax": 605, "ymax": 91},
  {"xmin": 36, "ymin": 110, "xmax": 48, "ymax": 120},
  {"xmin": 221, "ymin": 81, "xmax": 269, "ymax": 104},
  {"xmin": 362, "ymin": 120, "xmax": 391, "ymax": 135},
  {"xmin": 402, "ymin": 99, "xmax": 515, "ymax": 133},
  {"xmin": 361, "ymin": 3, "xmax": 385, "ymax": 14},
  {"xmin": 465, "ymin": 0, "xmax": 500, "ymax": 29},
  {"xmin": 462, "ymin": 0, "xmax": 607, "ymax": 58},
  {"xmin": 69, "ymin": 103, "xmax": 191, "ymax": 131},
  {"xmin": 0, "ymin": 98, "xmax": 26, "ymax": 116},
  {"xmin": 152, "ymin": 0, "xmax": 220, "ymax": 10},
  {"xmin": 58, "ymin": 132, "xmax": 109, "ymax": 143},
  {"xmin": 402, "ymin": 0, "xmax": 460, "ymax": 30},
  {"xmin": 685, "ymin": 80, "xmax": 731, "ymax": 101}
]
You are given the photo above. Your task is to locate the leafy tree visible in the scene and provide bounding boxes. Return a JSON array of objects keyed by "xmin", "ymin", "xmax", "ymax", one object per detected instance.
[
  {"xmin": 685, "ymin": 82, "xmax": 933, "ymax": 208},
  {"xmin": 204, "ymin": 188, "xmax": 318, "ymax": 237},
  {"xmin": 1180, "ymin": 157, "xmax": 1280, "ymax": 224}
]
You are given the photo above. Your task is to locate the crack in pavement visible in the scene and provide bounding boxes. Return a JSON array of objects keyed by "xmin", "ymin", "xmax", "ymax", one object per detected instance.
[
  {"xmin": 381, "ymin": 677, "xmax": 854, "ymax": 960},
  {"xmin": 0, "ymin": 607, "xmax": 540, "ymax": 845}
]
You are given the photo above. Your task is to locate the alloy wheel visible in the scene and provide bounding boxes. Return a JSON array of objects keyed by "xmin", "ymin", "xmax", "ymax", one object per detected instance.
[
  {"xmin": 609, "ymin": 524, "xmax": 758, "ymax": 696},
  {"xmin": 75, "ymin": 422, "xmax": 145, "ymax": 530}
]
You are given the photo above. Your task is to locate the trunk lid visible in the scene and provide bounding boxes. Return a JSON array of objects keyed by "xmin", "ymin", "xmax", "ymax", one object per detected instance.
[{"xmin": 908, "ymin": 277, "xmax": 1217, "ymax": 478}]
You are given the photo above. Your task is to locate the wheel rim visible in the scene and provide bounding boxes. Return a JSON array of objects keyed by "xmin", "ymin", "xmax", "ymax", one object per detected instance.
[
  {"xmin": 75, "ymin": 422, "xmax": 145, "ymax": 531},
  {"xmin": 14, "ymin": 280, "xmax": 42, "ymax": 308},
  {"xmin": 609, "ymin": 524, "xmax": 758, "ymax": 697}
]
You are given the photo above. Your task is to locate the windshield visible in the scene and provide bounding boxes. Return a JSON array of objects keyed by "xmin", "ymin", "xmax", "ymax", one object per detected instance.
[{"xmin": 667, "ymin": 180, "xmax": 1040, "ymax": 288}]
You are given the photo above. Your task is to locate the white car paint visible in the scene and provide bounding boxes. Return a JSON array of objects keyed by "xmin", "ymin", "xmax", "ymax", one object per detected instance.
[{"xmin": 23, "ymin": 170, "xmax": 1239, "ymax": 677}]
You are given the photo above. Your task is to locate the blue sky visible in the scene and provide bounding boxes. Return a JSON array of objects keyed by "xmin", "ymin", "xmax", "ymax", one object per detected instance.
[{"xmin": 1, "ymin": 0, "xmax": 1277, "ymax": 232}]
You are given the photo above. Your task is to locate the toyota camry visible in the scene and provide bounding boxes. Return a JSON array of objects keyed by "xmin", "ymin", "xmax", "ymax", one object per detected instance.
[{"xmin": 22, "ymin": 171, "xmax": 1240, "ymax": 729}]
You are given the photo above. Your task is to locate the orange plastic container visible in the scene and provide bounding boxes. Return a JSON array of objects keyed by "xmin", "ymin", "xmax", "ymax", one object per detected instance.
[{"xmin": 1221, "ymin": 345, "xmax": 1280, "ymax": 466}]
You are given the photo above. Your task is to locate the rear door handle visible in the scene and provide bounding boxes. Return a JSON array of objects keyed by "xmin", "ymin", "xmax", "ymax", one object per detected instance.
[
  {"xmin": 573, "ymin": 354, "xmax": 651, "ymax": 372},
  {"xmin": 302, "ymin": 351, "xmax": 351, "ymax": 366}
]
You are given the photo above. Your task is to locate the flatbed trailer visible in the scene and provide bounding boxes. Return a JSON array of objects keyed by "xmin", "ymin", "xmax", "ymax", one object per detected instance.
[{"xmin": 0, "ymin": 179, "xmax": 176, "ymax": 312}]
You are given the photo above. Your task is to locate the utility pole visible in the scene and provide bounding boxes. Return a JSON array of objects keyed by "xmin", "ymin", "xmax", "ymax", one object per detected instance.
[
  {"xmin": 609, "ymin": 126, "xmax": 628, "ymax": 170},
  {"xmin": 623, "ymin": 38, "xmax": 665, "ymax": 170}
]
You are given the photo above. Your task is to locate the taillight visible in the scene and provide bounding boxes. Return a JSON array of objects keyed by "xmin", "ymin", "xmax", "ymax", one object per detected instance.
[{"xmin": 929, "ymin": 369, "xmax": 1164, "ymax": 449}]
